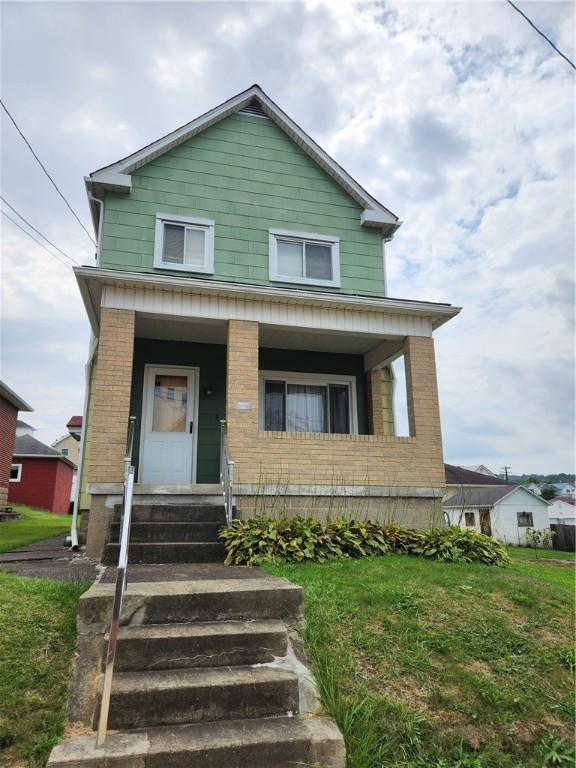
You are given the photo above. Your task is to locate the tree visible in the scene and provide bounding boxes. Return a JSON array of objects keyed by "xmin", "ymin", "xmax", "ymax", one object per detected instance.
[
  {"xmin": 541, "ymin": 486, "xmax": 557, "ymax": 500},
  {"xmin": 527, "ymin": 475, "xmax": 541, "ymax": 485}
]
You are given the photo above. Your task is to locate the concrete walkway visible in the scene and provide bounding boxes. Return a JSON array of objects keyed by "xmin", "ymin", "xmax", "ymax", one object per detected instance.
[{"xmin": 0, "ymin": 536, "xmax": 98, "ymax": 581}]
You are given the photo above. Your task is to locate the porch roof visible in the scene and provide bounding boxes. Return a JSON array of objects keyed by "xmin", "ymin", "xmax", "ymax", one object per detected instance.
[{"xmin": 75, "ymin": 267, "xmax": 461, "ymax": 340}]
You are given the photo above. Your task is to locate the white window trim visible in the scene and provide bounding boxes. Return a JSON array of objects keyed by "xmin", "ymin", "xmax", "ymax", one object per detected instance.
[
  {"xmin": 154, "ymin": 213, "xmax": 215, "ymax": 274},
  {"xmin": 61, "ymin": 448, "xmax": 69, "ymax": 456},
  {"xmin": 259, "ymin": 370, "xmax": 358, "ymax": 434},
  {"xmin": 269, "ymin": 228, "xmax": 340, "ymax": 288},
  {"xmin": 9, "ymin": 464, "xmax": 22, "ymax": 482}
]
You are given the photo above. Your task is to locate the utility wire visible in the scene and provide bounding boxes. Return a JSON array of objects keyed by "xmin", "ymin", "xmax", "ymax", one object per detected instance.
[
  {"xmin": 0, "ymin": 98, "xmax": 97, "ymax": 245},
  {"xmin": 507, "ymin": 0, "xmax": 575, "ymax": 70},
  {"xmin": 1, "ymin": 209, "xmax": 72, "ymax": 269},
  {"xmin": 0, "ymin": 195, "xmax": 79, "ymax": 265}
]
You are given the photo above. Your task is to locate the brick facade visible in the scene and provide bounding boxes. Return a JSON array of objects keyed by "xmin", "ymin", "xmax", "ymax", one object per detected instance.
[
  {"xmin": 0, "ymin": 396, "xmax": 18, "ymax": 507},
  {"xmin": 224, "ymin": 323, "xmax": 446, "ymax": 523},
  {"xmin": 85, "ymin": 308, "xmax": 135, "ymax": 486}
]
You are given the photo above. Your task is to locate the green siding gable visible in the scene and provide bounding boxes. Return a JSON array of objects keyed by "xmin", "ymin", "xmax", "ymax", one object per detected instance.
[{"xmin": 101, "ymin": 112, "xmax": 385, "ymax": 296}]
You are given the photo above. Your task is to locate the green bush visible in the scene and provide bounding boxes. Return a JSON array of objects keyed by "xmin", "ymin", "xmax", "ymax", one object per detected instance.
[{"xmin": 219, "ymin": 518, "xmax": 509, "ymax": 567}]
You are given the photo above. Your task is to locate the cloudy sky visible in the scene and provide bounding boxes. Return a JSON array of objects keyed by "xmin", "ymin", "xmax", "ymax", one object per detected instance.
[{"xmin": 0, "ymin": 0, "xmax": 573, "ymax": 474}]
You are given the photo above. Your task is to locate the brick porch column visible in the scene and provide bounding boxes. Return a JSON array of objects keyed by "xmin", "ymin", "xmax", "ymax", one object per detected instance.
[
  {"xmin": 226, "ymin": 320, "xmax": 259, "ymax": 442},
  {"xmin": 86, "ymin": 307, "xmax": 136, "ymax": 486},
  {"xmin": 368, "ymin": 369, "xmax": 386, "ymax": 436},
  {"xmin": 404, "ymin": 336, "xmax": 443, "ymax": 441}
]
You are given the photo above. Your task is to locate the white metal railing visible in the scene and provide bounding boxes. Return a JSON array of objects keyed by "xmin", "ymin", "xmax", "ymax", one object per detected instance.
[
  {"xmin": 96, "ymin": 416, "xmax": 136, "ymax": 747},
  {"xmin": 220, "ymin": 420, "xmax": 234, "ymax": 526}
]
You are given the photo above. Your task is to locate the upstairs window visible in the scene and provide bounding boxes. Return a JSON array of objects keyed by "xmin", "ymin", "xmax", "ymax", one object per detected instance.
[
  {"xmin": 61, "ymin": 448, "xmax": 69, "ymax": 457},
  {"xmin": 260, "ymin": 373, "xmax": 356, "ymax": 434},
  {"xmin": 154, "ymin": 214, "xmax": 214, "ymax": 274},
  {"xmin": 269, "ymin": 229, "xmax": 340, "ymax": 288}
]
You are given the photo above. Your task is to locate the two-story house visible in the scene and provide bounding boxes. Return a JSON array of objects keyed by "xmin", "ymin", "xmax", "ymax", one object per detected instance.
[{"xmin": 75, "ymin": 85, "xmax": 460, "ymax": 559}]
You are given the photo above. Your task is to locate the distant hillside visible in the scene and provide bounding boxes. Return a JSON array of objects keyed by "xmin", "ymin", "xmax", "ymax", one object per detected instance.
[{"xmin": 508, "ymin": 473, "xmax": 575, "ymax": 485}]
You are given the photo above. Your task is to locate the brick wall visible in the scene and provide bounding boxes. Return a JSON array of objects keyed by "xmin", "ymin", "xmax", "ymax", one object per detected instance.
[
  {"xmin": 85, "ymin": 307, "xmax": 135, "ymax": 486},
  {"xmin": 226, "ymin": 324, "xmax": 446, "ymax": 511},
  {"xmin": 0, "ymin": 396, "xmax": 18, "ymax": 507}
]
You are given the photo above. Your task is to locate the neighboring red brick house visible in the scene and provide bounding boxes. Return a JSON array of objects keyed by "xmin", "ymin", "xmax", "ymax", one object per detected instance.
[
  {"xmin": 9, "ymin": 434, "xmax": 75, "ymax": 514},
  {"xmin": 0, "ymin": 380, "xmax": 32, "ymax": 509}
]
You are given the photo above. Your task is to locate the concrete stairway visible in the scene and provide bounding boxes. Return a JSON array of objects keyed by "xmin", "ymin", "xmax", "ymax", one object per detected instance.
[
  {"xmin": 48, "ymin": 573, "xmax": 345, "ymax": 767},
  {"xmin": 102, "ymin": 500, "xmax": 227, "ymax": 565}
]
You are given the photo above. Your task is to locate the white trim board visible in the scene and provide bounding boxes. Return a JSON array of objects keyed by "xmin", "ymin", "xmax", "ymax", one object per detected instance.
[
  {"xmin": 85, "ymin": 85, "xmax": 401, "ymax": 237},
  {"xmin": 75, "ymin": 266, "xmax": 460, "ymax": 336}
]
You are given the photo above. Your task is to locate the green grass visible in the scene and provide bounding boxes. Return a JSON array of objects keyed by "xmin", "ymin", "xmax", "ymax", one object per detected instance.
[
  {"xmin": 507, "ymin": 546, "xmax": 575, "ymax": 589},
  {"xmin": 264, "ymin": 555, "xmax": 575, "ymax": 768},
  {"xmin": 0, "ymin": 505, "xmax": 72, "ymax": 554},
  {"xmin": 0, "ymin": 572, "xmax": 91, "ymax": 766}
]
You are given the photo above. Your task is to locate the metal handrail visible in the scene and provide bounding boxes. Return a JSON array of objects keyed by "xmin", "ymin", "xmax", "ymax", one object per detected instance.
[
  {"xmin": 96, "ymin": 416, "xmax": 136, "ymax": 747},
  {"xmin": 220, "ymin": 420, "xmax": 234, "ymax": 526}
]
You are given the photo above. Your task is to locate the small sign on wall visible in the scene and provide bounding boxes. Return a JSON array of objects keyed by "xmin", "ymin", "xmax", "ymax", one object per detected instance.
[{"xmin": 234, "ymin": 401, "xmax": 253, "ymax": 411}]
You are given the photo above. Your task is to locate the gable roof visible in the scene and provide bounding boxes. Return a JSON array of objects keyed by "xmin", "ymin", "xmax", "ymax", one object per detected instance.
[
  {"xmin": 444, "ymin": 484, "xmax": 550, "ymax": 508},
  {"xmin": 16, "ymin": 419, "xmax": 35, "ymax": 430},
  {"xmin": 445, "ymin": 464, "xmax": 510, "ymax": 486},
  {"xmin": 13, "ymin": 435, "xmax": 75, "ymax": 467},
  {"xmin": 66, "ymin": 415, "xmax": 82, "ymax": 428},
  {"xmin": 85, "ymin": 84, "xmax": 401, "ymax": 237}
]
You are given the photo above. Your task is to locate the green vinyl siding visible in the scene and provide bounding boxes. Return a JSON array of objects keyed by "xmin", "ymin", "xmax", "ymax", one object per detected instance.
[
  {"xmin": 100, "ymin": 112, "xmax": 386, "ymax": 296},
  {"xmin": 259, "ymin": 348, "xmax": 369, "ymax": 434},
  {"xmin": 130, "ymin": 339, "xmax": 226, "ymax": 484}
]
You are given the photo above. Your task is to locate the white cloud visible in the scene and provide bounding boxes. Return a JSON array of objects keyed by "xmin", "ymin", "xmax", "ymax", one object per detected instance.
[{"xmin": 0, "ymin": 0, "xmax": 573, "ymax": 472}]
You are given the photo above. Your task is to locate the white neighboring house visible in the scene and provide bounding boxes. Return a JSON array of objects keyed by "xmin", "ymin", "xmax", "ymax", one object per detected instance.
[
  {"xmin": 15, "ymin": 420, "xmax": 35, "ymax": 437},
  {"xmin": 525, "ymin": 482, "xmax": 543, "ymax": 496},
  {"xmin": 460, "ymin": 464, "xmax": 500, "ymax": 478},
  {"xmin": 548, "ymin": 497, "xmax": 576, "ymax": 526},
  {"xmin": 443, "ymin": 485, "xmax": 551, "ymax": 545},
  {"xmin": 551, "ymin": 482, "xmax": 575, "ymax": 498}
]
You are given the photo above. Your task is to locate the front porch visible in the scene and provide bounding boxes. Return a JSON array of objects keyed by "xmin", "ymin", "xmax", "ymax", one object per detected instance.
[{"xmin": 77, "ymin": 269, "xmax": 458, "ymax": 558}]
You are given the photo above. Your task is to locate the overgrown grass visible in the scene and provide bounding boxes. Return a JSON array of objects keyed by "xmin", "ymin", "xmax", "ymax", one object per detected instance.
[
  {"xmin": 264, "ymin": 555, "xmax": 575, "ymax": 767},
  {"xmin": 0, "ymin": 572, "xmax": 90, "ymax": 766},
  {"xmin": 0, "ymin": 505, "xmax": 72, "ymax": 554}
]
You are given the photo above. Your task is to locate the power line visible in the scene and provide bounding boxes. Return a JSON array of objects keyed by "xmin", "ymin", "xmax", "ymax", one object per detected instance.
[
  {"xmin": 0, "ymin": 98, "xmax": 97, "ymax": 245},
  {"xmin": 0, "ymin": 195, "xmax": 79, "ymax": 265},
  {"xmin": 1, "ymin": 208, "xmax": 72, "ymax": 269},
  {"xmin": 507, "ymin": 0, "xmax": 575, "ymax": 71}
]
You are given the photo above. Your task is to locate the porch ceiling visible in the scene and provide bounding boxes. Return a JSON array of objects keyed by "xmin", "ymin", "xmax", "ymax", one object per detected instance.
[{"xmin": 135, "ymin": 313, "xmax": 404, "ymax": 358}]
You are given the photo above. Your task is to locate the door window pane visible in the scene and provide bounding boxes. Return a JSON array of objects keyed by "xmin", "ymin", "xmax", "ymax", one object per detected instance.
[
  {"xmin": 264, "ymin": 381, "xmax": 285, "ymax": 430},
  {"xmin": 152, "ymin": 375, "xmax": 187, "ymax": 432},
  {"xmin": 329, "ymin": 384, "xmax": 350, "ymax": 433},
  {"xmin": 184, "ymin": 227, "xmax": 206, "ymax": 266},
  {"xmin": 306, "ymin": 243, "xmax": 332, "ymax": 280},
  {"xmin": 286, "ymin": 384, "xmax": 327, "ymax": 432},
  {"xmin": 162, "ymin": 224, "xmax": 185, "ymax": 264},
  {"xmin": 277, "ymin": 240, "xmax": 304, "ymax": 277}
]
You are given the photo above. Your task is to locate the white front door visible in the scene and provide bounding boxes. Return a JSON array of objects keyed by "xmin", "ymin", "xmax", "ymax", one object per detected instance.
[{"xmin": 140, "ymin": 366, "xmax": 198, "ymax": 485}]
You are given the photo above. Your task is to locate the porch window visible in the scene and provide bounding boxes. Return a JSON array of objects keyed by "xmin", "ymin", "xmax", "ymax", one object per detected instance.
[
  {"xmin": 260, "ymin": 372, "xmax": 356, "ymax": 434},
  {"xmin": 154, "ymin": 214, "xmax": 215, "ymax": 274},
  {"xmin": 464, "ymin": 512, "xmax": 475, "ymax": 527},
  {"xmin": 9, "ymin": 464, "xmax": 22, "ymax": 482},
  {"xmin": 517, "ymin": 511, "xmax": 534, "ymax": 527},
  {"xmin": 269, "ymin": 229, "xmax": 340, "ymax": 288}
]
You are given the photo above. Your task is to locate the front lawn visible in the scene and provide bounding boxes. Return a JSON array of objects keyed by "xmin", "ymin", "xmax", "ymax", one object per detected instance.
[
  {"xmin": 0, "ymin": 505, "xmax": 72, "ymax": 554},
  {"xmin": 264, "ymin": 554, "xmax": 575, "ymax": 767},
  {"xmin": 0, "ymin": 572, "xmax": 90, "ymax": 766}
]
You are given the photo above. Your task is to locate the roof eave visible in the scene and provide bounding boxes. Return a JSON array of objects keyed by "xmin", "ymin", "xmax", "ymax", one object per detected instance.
[
  {"xmin": 86, "ymin": 84, "xmax": 400, "ymax": 235},
  {"xmin": 0, "ymin": 381, "xmax": 33, "ymax": 412}
]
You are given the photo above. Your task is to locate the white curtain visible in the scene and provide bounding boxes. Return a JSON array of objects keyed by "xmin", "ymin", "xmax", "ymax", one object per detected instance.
[{"xmin": 286, "ymin": 384, "xmax": 327, "ymax": 432}]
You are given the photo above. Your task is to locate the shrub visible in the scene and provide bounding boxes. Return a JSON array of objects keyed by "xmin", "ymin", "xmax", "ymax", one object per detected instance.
[{"xmin": 219, "ymin": 518, "xmax": 509, "ymax": 567}]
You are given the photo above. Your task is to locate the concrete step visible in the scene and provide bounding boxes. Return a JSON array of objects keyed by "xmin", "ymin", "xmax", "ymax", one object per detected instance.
[
  {"xmin": 109, "ymin": 521, "xmax": 223, "ymax": 543},
  {"xmin": 115, "ymin": 505, "xmax": 227, "ymax": 523},
  {"xmin": 80, "ymin": 578, "xmax": 303, "ymax": 626},
  {"xmin": 102, "ymin": 542, "xmax": 225, "ymax": 565},
  {"xmin": 103, "ymin": 666, "xmax": 299, "ymax": 729},
  {"xmin": 112, "ymin": 619, "xmax": 287, "ymax": 671},
  {"xmin": 48, "ymin": 715, "xmax": 346, "ymax": 767}
]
